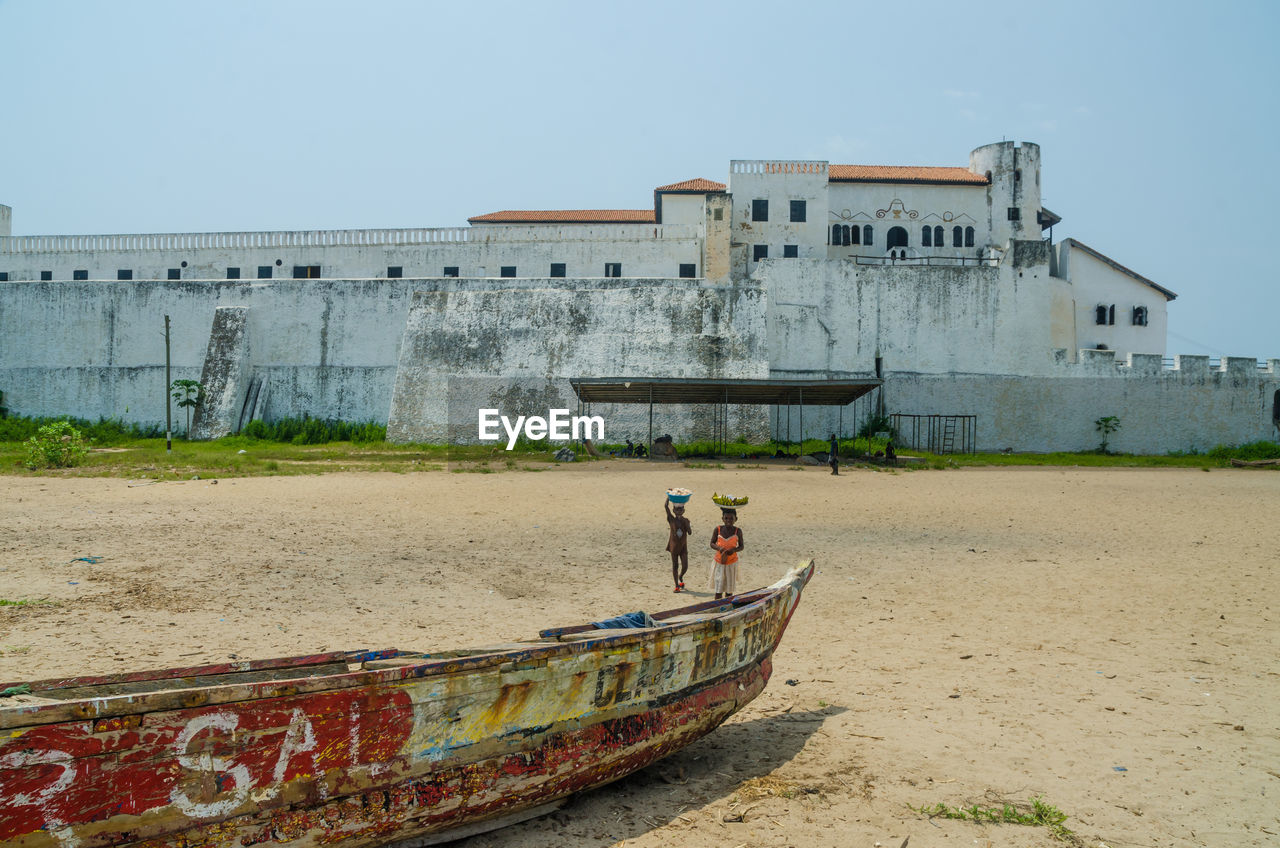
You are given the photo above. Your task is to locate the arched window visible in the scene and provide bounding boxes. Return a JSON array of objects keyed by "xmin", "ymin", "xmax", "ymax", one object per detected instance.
[
  {"xmin": 829, "ymin": 225, "xmax": 836, "ymax": 246},
  {"xmin": 1131, "ymin": 306, "xmax": 1148, "ymax": 327},
  {"xmin": 1108, "ymin": 305, "xmax": 1116, "ymax": 325},
  {"xmin": 863, "ymin": 225, "xmax": 873, "ymax": 246},
  {"xmin": 922, "ymin": 226, "xmax": 932, "ymax": 247},
  {"xmin": 1095, "ymin": 304, "xmax": 1108, "ymax": 325},
  {"xmin": 843, "ymin": 225, "xmax": 853, "ymax": 245},
  {"xmin": 964, "ymin": 226, "xmax": 975, "ymax": 247},
  {"xmin": 934, "ymin": 225, "xmax": 943, "ymax": 246},
  {"xmin": 952, "ymin": 226, "xmax": 962, "ymax": 247},
  {"xmin": 887, "ymin": 226, "xmax": 908, "ymax": 250}
]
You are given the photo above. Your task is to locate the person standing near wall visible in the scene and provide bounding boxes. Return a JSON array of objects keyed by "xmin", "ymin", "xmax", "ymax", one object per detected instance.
[{"xmin": 829, "ymin": 433, "xmax": 840, "ymax": 475}]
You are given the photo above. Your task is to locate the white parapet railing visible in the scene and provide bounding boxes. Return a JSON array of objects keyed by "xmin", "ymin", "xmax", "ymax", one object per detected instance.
[
  {"xmin": 0, "ymin": 227, "xmax": 474, "ymax": 254},
  {"xmin": 0, "ymin": 222, "xmax": 699, "ymax": 255},
  {"xmin": 730, "ymin": 160, "xmax": 828, "ymax": 176}
]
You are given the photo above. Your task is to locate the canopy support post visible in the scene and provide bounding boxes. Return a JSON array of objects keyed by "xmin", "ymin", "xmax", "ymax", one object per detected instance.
[{"xmin": 648, "ymin": 384, "xmax": 654, "ymax": 462}]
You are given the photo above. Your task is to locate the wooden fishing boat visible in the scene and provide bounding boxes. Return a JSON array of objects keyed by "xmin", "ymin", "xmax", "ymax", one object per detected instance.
[{"xmin": 0, "ymin": 560, "xmax": 815, "ymax": 848}]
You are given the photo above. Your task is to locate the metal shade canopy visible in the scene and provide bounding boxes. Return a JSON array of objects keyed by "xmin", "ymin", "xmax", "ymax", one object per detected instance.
[
  {"xmin": 569, "ymin": 377, "xmax": 883, "ymax": 457},
  {"xmin": 570, "ymin": 377, "xmax": 881, "ymax": 406}
]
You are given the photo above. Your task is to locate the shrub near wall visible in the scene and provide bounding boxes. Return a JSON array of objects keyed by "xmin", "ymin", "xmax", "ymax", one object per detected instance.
[
  {"xmin": 24, "ymin": 421, "xmax": 89, "ymax": 469},
  {"xmin": 240, "ymin": 418, "xmax": 386, "ymax": 445},
  {"xmin": 0, "ymin": 416, "xmax": 164, "ymax": 444}
]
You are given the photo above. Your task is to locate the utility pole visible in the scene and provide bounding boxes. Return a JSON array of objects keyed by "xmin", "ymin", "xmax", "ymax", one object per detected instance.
[{"xmin": 164, "ymin": 315, "xmax": 172, "ymax": 454}]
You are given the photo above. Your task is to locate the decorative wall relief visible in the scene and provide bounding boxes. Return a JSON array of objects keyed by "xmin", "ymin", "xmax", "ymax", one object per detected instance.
[
  {"xmin": 918, "ymin": 211, "xmax": 977, "ymax": 224},
  {"xmin": 875, "ymin": 199, "xmax": 918, "ymax": 220}
]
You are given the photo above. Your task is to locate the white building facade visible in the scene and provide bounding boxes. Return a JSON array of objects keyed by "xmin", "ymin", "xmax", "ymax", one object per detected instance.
[{"xmin": 2, "ymin": 141, "xmax": 1276, "ymax": 452}]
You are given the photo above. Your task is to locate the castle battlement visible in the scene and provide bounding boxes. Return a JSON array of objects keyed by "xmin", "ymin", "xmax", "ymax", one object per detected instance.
[{"xmin": 730, "ymin": 160, "xmax": 828, "ymax": 176}]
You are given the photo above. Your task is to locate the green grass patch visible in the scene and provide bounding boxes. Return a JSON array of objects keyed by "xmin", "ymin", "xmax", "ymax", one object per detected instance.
[
  {"xmin": 0, "ymin": 410, "xmax": 1273, "ymax": 479},
  {"xmin": 914, "ymin": 797, "xmax": 1076, "ymax": 842}
]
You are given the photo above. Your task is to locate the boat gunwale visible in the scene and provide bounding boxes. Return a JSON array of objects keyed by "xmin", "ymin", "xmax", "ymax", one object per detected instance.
[{"xmin": 0, "ymin": 561, "xmax": 814, "ymax": 731}]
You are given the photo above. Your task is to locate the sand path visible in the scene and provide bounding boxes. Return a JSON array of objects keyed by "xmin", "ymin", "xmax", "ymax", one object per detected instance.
[{"xmin": 1, "ymin": 463, "xmax": 1276, "ymax": 847}]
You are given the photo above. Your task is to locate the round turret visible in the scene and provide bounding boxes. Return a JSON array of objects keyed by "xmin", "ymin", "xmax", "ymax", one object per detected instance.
[{"xmin": 970, "ymin": 142, "xmax": 1041, "ymax": 247}]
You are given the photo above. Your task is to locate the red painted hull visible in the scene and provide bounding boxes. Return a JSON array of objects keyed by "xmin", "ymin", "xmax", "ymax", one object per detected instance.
[{"xmin": 0, "ymin": 562, "xmax": 813, "ymax": 847}]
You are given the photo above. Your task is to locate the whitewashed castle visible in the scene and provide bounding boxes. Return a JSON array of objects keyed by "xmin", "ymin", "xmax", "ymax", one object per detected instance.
[{"xmin": 1, "ymin": 141, "xmax": 1275, "ymax": 452}]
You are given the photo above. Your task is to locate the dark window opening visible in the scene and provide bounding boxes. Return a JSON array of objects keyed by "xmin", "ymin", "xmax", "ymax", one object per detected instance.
[
  {"xmin": 40, "ymin": 271, "xmax": 52, "ymax": 281},
  {"xmin": 751, "ymin": 198, "xmax": 768, "ymax": 221},
  {"xmin": 604, "ymin": 262, "xmax": 622, "ymax": 277},
  {"xmin": 952, "ymin": 226, "xmax": 963, "ymax": 247},
  {"xmin": 863, "ymin": 225, "xmax": 873, "ymax": 246},
  {"xmin": 678, "ymin": 263, "xmax": 696, "ymax": 278},
  {"xmin": 0, "ymin": 273, "xmax": 7, "ymax": 282},
  {"xmin": 1007, "ymin": 207, "xmax": 1021, "ymax": 221},
  {"xmin": 257, "ymin": 266, "xmax": 272, "ymax": 279},
  {"xmin": 500, "ymin": 266, "xmax": 517, "ymax": 278},
  {"xmin": 117, "ymin": 270, "xmax": 133, "ymax": 280},
  {"xmin": 847, "ymin": 224, "xmax": 856, "ymax": 245},
  {"xmin": 964, "ymin": 226, "xmax": 975, "ymax": 247},
  {"xmin": 292, "ymin": 265, "xmax": 321, "ymax": 279},
  {"xmin": 550, "ymin": 263, "xmax": 566, "ymax": 277},
  {"xmin": 790, "ymin": 200, "xmax": 806, "ymax": 222},
  {"xmin": 1108, "ymin": 305, "xmax": 1116, "ymax": 325},
  {"xmin": 985, "ymin": 170, "xmax": 992, "ymax": 181},
  {"xmin": 783, "ymin": 244, "xmax": 799, "ymax": 258},
  {"xmin": 934, "ymin": 225, "xmax": 943, "ymax": 246},
  {"xmin": 922, "ymin": 226, "xmax": 932, "ymax": 247},
  {"xmin": 1015, "ymin": 168, "xmax": 1022, "ymax": 182},
  {"xmin": 167, "ymin": 269, "xmax": 180, "ymax": 280},
  {"xmin": 387, "ymin": 266, "xmax": 403, "ymax": 278},
  {"xmin": 887, "ymin": 226, "xmax": 908, "ymax": 250},
  {"xmin": 76, "ymin": 270, "xmax": 90, "ymax": 281},
  {"xmin": 713, "ymin": 207, "xmax": 723, "ymax": 221},
  {"xmin": 1095, "ymin": 305, "xmax": 1108, "ymax": 325},
  {"xmin": 227, "ymin": 267, "xmax": 241, "ymax": 279},
  {"xmin": 1132, "ymin": 306, "xmax": 1148, "ymax": 327},
  {"xmin": 1272, "ymin": 389, "xmax": 1279, "ymax": 424},
  {"xmin": 752, "ymin": 244, "xmax": 768, "ymax": 262},
  {"xmin": 443, "ymin": 266, "xmax": 459, "ymax": 277}
]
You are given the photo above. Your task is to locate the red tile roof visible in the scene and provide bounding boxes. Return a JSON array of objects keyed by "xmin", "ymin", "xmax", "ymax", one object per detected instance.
[
  {"xmin": 654, "ymin": 178, "xmax": 727, "ymax": 193},
  {"xmin": 829, "ymin": 165, "xmax": 988, "ymax": 185},
  {"xmin": 468, "ymin": 209, "xmax": 656, "ymax": 224}
]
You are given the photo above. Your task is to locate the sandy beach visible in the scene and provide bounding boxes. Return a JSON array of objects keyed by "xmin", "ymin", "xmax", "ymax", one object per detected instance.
[{"xmin": 1, "ymin": 462, "xmax": 1277, "ymax": 847}]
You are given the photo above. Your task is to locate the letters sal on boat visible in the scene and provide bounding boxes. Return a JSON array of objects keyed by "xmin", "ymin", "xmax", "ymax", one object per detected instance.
[{"xmin": 0, "ymin": 561, "xmax": 815, "ymax": 848}]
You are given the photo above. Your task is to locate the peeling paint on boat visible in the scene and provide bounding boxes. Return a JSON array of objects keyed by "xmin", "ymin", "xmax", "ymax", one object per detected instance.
[{"xmin": 0, "ymin": 562, "xmax": 813, "ymax": 847}]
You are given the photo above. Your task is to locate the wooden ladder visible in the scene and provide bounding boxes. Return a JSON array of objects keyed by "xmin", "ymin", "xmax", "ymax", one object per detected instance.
[{"xmin": 941, "ymin": 417, "xmax": 957, "ymax": 454}]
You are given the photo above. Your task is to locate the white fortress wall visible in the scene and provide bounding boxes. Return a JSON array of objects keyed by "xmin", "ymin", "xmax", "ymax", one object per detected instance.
[
  {"xmin": 0, "ymin": 278, "xmax": 423, "ymax": 425},
  {"xmin": 762, "ymin": 244, "xmax": 1058, "ymax": 381},
  {"xmin": 385, "ymin": 279, "xmax": 769, "ymax": 443},
  {"xmin": 886, "ymin": 354, "xmax": 1280, "ymax": 454}
]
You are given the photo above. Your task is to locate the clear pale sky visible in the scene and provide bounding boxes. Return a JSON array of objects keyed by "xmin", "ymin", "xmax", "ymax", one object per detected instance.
[{"xmin": 2, "ymin": 0, "xmax": 1276, "ymax": 359}]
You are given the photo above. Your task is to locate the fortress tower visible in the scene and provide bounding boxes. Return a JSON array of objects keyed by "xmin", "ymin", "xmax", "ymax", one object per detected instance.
[{"xmin": 969, "ymin": 141, "xmax": 1041, "ymax": 248}]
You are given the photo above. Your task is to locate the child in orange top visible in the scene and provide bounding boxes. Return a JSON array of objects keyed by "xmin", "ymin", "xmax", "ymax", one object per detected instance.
[
  {"xmin": 664, "ymin": 498, "xmax": 692, "ymax": 592},
  {"xmin": 709, "ymin": 508, "xmax": 745, "ymax": 600}
]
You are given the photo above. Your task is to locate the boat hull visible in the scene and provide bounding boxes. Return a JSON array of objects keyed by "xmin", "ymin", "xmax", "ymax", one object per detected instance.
[{"xmin": 0, "ymin": 562, "xmax": 813, "ymax": 847}]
